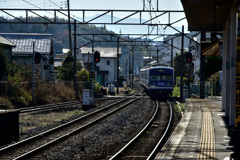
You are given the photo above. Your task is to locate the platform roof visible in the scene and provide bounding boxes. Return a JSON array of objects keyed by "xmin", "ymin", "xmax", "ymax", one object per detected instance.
[{"xmin": 181, "ymin": 0, "xmax": 238, "ymax": 31}]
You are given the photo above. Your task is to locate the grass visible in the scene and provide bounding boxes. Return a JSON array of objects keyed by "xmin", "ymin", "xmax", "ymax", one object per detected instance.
[
  {"xmin": 19, "ymin": 110, "xmax": 84, "ymax": 132},
  {"xmin": 0, "ymin": 96, "xmax": 15, "ymax": 109},
  {"xmin": 174, "ymin": 102, "xmax": 185, "ymax": 115}
]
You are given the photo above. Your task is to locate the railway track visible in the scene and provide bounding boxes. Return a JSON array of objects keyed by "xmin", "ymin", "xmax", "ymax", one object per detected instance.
[
  {"xmin": 20, "ymin": 100, "xmax": 82, "ymax": 114},
  {"xmin": 108, "ymin": 100, "xmax": 173, "ymax": 160},
  {"xmin": 0, "ymin": 93, "xmax": 144, "ymax": 160},
  {"xmin": 19, "ymin": 97, "xmax": 127, "ymax": 115}
]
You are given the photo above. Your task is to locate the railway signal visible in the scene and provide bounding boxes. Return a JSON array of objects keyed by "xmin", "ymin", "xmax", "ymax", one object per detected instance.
[
  {"xmin": 186, "ymin": 52, "xmax": 192, "ymax": 63},
  {"xmin": 94, "ymin": 51, "xmax": 100, "ymax": 63},
  {"xmin": 34, "ymin": 52, "xmax": 41, "ymax": 64}
]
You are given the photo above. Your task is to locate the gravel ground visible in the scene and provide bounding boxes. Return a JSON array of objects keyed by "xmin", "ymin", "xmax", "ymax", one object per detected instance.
[
  {"xmin": 36, "ymin": 98, "xmax": 155, "ymax": 160},
  {"xmin": 18, "ymin": 100, "xmax": 117, "ymax": 140}
]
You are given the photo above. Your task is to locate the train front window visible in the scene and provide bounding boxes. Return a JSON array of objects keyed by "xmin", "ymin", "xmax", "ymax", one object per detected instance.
[
  {"xmin": 150, "ymin": 74, "xmax": 172, "ymax": 81},
  {"xmin": 150, "ymin": 75, "xmax": 161, "ymax": 81},
  {"xmin": 162, "ymin": 74, "xmax": 172, "ymax": 81}
]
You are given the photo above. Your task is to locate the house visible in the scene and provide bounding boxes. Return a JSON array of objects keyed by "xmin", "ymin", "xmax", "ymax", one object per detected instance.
[
  {"xmin": 160, "ymin": 33, "xmax": 191, "ymax": 66},
  {"xmin": 0, "ymin": 33, "xmax": 54, "ymax": 80},
  {"xmin": 80, "ymin": 47, "xmax": 121, "ymax": 86},
  {"xmin": 0, "ymin": 35, "xmax": 16, "ymax": 61}
]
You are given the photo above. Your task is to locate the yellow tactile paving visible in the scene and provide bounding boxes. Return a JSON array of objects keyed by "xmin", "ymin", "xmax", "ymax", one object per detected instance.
[{"xmin": 197, "ymin": 108, "xmax": 215, "ymax": 159}]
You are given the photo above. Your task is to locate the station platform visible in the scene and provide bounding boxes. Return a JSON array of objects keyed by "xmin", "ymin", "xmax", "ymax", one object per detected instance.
[{"xmin": 155, "ymin": 98, "xmax": 233, "ymax": 160}]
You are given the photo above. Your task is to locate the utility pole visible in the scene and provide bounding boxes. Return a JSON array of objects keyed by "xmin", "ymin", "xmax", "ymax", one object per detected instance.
[
  {"xmin": 200, "ymin": 32, "xmax": 206, "ymax": 99},
  {"xmin": 117, "ymin": 37, "xmax": 119, "ymax": 94},
  {"xmin": 129, "ymin": 49, "xmax": 131, "ymax": 84},
  {"xmin": 148, "ymin": 45, "xmax": 150, "ymax": 67},
  {"xmin": 32, "ymin": 41, "xmax": 35, "ymax": 106},
  {"xmin": 180, "ymin": 25, "xmax": 184, "ymax": 102},
  {"xmin": 74, "ymin": 20, "xmax": 78, "ymax": 100},
  {"xmin": 132, "ymin": 45, "xmax": 134, "ymax": 90},
  {"xmin": 91, "ymin": 37, "xmax": 94, "ymax": 104},
  {"xmin": 171, "ymin": 38, "xmax": 173, "ymax": 67},
  {"xmin": 67, "ymin": 0, "xmax": 72, "ymax": 52}
]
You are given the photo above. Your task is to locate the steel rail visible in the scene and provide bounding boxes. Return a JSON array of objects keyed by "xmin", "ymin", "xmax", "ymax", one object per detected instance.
[
  {"xmin": 147, "ymin": 100, "xmax": 173, "ymax": 160},
  {"xmin": 20, "ymin": 100, "xmax": 81, "ymax": 114},
  {"xmin": 0, "ymin": 94, "xmax": 142, "ymax": 159},
  {"xmin": 13, "ymin": 96, "xmax": 141, "ymax": 160},
  {"xmin": 109, "ymin": 100, "xmax": 159, "ymax": 160}
]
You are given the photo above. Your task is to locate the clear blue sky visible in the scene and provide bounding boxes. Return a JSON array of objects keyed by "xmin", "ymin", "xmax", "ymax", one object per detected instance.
[{"xmin": 1, "ymin": 0, "xmax": 188, "ymax": 36}]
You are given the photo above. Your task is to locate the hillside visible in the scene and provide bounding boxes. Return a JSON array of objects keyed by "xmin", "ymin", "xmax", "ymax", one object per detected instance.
[{"xmin": 0, "ymin": 16, "xmax": 133, "ymax": 53}]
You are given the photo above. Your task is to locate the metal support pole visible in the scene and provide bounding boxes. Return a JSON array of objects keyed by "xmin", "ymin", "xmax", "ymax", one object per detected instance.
[
  {"xmin": 129, "ymin": 49, "xmax": 131, "ymax": 83},
  {"xmin": 132, "ymin": 45, "xmax": 134, "ymax": 90},
  {"xmin": 180, "ymin": 25, "xmax": 184, "ymax": 102},
  {"xmin": 32, "ymin": 41, "xmax": 35, "ymax": 106},
  {"xmin": 117, "ymin": 37, "xmax": 119, "ymax": 94},
  {"xmin": 157, "ymin": 47, "xmax": 159, "ymax": 63},
  {"xmin": 148, "ymin": 45, "xmax": 150, "ymax": 67},
  {"xmin": 67, "ymin": 0, "xmax": 72, "ymax": 52},
  {"xmin": 188, "ymin": 63, "xmax": 190, "ymax": 98},
  {"xmin": 200, "ymin": 32, "xmax": 206, "ymax": 99},
  {"xmin": 91, "ymin": 37, "xmax": 94, "ymax": 104},
  {"xmin": 74, "ymin": 20, "xmax": 79, "ymax": 100},
  {"xmin": 171, "ymin": 38, "xmax": 173, "ymax": 67}
]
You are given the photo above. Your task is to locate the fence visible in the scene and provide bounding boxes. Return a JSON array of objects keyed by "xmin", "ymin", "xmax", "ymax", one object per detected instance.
[{"xmin": 190, "ymin": 84, "xmax": 222, "ymax": 98}]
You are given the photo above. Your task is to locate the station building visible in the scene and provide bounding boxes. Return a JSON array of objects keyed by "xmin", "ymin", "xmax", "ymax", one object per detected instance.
[{"xmin": 181, "ymin": 0, "xmax": 240, "ymax": 126}]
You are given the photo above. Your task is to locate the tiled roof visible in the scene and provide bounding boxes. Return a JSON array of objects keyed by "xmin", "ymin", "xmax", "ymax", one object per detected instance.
[
  {"xmin": 0, "ymin": 33, "xmax": 52, "ymax": 55},
  {"xmin": 80, "ymin": 47, "xmax": 121, "ymax": 58}
]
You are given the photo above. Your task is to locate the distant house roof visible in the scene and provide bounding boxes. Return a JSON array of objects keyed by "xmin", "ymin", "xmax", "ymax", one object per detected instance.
[
  {"xmin": 80, "ymin": 47, "xmax": 121, "ymax": 58},
  {"xmin": 0, "ymin": 33, "xmax": 52, "ymax": 55},
  {"xmin": 0, "ymin": 35, "xmax": 16, "ymax": 47}
]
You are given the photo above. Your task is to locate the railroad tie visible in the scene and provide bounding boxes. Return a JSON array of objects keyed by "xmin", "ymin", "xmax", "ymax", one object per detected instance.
[{"xmin": 197, "ymin": 108, "xmax": 215, "ymax": 160}]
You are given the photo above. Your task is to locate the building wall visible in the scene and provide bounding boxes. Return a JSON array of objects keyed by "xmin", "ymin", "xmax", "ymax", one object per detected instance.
[
  {"xmin": 82, "ymin": 53, "xmax": 117, "ymax": 85},
  {"xmin": 161, "ymin": 34, "xmax": 191, "ymax": 66},
  {"xmin": 96, "ymin": 57, "xmax": 116, "ymax": 84}
]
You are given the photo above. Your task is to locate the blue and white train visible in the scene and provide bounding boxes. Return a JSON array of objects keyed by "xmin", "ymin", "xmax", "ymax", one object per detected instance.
[{"xmin": 139, "ymin": 66, "xmax": 174, "ymax": 96}]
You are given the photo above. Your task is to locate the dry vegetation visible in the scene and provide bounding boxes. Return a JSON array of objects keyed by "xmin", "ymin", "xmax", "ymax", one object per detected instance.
[{"xmin": 34, "ymin": 81, "xmax": 82, "ymax": 105}]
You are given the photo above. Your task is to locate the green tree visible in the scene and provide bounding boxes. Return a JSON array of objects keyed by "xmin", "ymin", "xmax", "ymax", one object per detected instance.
[
  {"xmin": 205, "ymin": 56, "xmax": 222, "ymax": 80},
  {"xmin": 7, "ymin": 62, "xmax": 32, "ymax": 107},
  {"xmin": 173, "ymin": 52, "xmax": 189, "ymax": 82},
  {"xmin": 77, "ymin": 69, "xmax": 89, "ymax": 82},
  {"xmin": 59, "ymin": 51, "xmax": 74, "ymax": 81}
]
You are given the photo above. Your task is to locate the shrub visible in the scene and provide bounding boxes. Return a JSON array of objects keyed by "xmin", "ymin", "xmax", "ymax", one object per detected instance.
[
  {"xmin": 172, "ymin": 86, "xmax": 180, "ymax": 97},
  {"xmin": 77, "ymin": 69, "xmax": 89, "ymax": 82},
  {"xmin": 34, "ymin": 80, "xmax": 76, "ymax": 105},
  {"xmin": 7, "ymin": 72, "xmax": 32, "ymax": 107}
]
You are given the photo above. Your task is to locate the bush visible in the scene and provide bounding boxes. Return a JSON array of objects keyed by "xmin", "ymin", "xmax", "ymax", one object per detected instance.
[
  {"xmin": 172, "ymin": 86, "xmax": 180, "ymax": 97},
  {"xmin": 77, "ymin": 69, "xmax": 89, "ymax": 82},
  {"xmin": 34, "ymin": 80, "xmax": 76, "ymax": 105},
  {"xmin": 93, "ymin": 81, "xmax": 101, "ymax": 96},
  {"xmin": 7, "ymin": 72, "xmax": 32, "ymax": 107}
]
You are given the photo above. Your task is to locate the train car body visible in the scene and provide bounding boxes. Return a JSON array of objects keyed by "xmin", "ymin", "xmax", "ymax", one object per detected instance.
[{"xmin": 139, "ymin": 66, "xmax": 174, "ymax": 97}]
